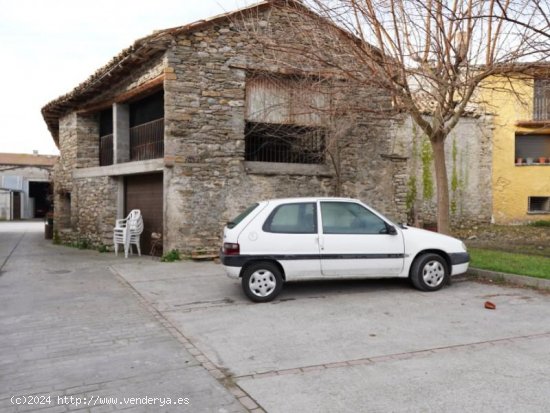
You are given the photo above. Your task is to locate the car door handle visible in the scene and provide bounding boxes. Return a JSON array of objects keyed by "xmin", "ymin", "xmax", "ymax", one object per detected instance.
[{"xmin": 316, "ymin": 236, "xmax": 324, "ymax": 250}]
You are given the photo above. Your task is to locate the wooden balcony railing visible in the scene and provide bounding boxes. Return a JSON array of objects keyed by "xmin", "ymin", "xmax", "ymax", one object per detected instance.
[
  {"xmin": 533, "ymin": 79, "xmax": 550, "ymax": 121},
  {"xmin": 99, "ymin": 134, "xmax": 113, "ymax": 166},
  {"xmin": 129, "ymin": 118, "xmax": 164, "ymax": 161}
]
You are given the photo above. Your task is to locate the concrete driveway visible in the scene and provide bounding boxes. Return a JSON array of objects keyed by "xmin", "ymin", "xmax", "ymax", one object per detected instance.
[{"xmin": 113, "ymin": 259, "xmax": 550, "ymax": 412}]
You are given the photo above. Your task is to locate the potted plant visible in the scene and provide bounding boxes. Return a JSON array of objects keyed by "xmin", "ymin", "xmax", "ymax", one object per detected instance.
[
  {"xmin": 538, "ymin": 156, "xmax": 548, "ymax": 164},
  {"xmin": 516, "ymin": 157, "xmax": 524, "ymax": 165},
  {"xmin": 526, "ymin": 157, "xmax": 534, "ymax": 165}
]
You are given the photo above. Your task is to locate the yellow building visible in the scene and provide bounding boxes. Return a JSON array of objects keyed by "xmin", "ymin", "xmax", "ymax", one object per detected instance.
[{"xmin": 482, "ymin": 71, "xmax": 550, "ymax": 223}]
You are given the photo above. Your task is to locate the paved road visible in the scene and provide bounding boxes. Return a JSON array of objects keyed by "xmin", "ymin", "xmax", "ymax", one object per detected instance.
[
  {"xmin": 113, "ymin": 252, "xmax": 550, "ymax": 412},
  {"xmin": 0, "ymin": 222, "xmax": 245, "ymax": 413},
  {"xmin": 2, "ymin": 221, "xmax": 550, "ymax": 412}
]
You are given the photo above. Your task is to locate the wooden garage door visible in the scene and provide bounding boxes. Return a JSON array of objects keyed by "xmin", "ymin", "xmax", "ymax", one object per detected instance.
[
  {"xmin": 13, "ymin": 192, "xmax": 21, "ymax": 220},
  {"xmin": 125, "ymin": 173, "xmax": 163, "ymax": 255}
]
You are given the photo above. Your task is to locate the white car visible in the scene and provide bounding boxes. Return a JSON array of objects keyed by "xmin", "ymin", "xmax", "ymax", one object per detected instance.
[{"xmin": 220, "ymin": 198, "xmax": 469, "ymax": 302}]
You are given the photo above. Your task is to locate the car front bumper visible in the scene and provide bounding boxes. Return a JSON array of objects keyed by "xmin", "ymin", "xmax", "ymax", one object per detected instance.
[{"xmin": 449, "ymin": 252, "xmax": 470, "ymax": 276}]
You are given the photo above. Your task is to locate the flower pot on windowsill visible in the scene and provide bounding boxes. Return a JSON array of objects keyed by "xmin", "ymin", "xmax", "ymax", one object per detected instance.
[
  {"xmin": 526, "ymin": 157, "xmax": 534, "ymax": 165},
  {"xmin": 538, "ymin": 157, "xmax": 548, "ymax": 164},
  {"xmin": 516, "ymin": 157, "xmax": 524, "ymax": 165}
]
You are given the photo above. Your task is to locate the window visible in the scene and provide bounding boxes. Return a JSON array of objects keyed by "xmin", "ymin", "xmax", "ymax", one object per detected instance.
[
  {"xmin": 245, "ymin": 122, "xmax": 325, "ymax": 164},
  {"xmin": 245, "ymin": 74, "xmax": 327, "ymax": 164},
  {"xmin": 528, "ymin": 197, "xmax": 550, "ymax": 213},
  {"xmin": 263, "ymin": 202, "xmax": 317, "ymax": 233},
  {"xmin": 515, "ymin": 134, "xmax": 550, "ymax": 164},
  {"xmin": 227, "ymin": 203, "xmax": 259, "ymax": 229},
  {"xmin": 321, "ymin": 202, "xmax": 387, "ymax": 234},
  {"xmin": 99, "ymin": 108, "xmax": 113, "ymax": 166}
]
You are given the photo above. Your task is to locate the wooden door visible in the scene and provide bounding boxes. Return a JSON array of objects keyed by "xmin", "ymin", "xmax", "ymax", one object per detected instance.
[
  {"xmin": 124, "ymin": 173, "xmax": 163, "ymax": 255},
  {"xmin": 13, "ymin": 192, "xmax": 21, "ymax": 220}
]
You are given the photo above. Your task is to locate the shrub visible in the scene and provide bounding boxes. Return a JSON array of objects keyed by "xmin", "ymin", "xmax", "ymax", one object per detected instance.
[
  {"xmin": 161, "ymin": 249, "xmax": 181, "ymax": 262},
  {"xmin": 528, "ymin": 220, "xmax": 550, "ymax": 227},
  {"xmin": 76, "ymin": 239, "xmax": 90, "ymax": 249}
]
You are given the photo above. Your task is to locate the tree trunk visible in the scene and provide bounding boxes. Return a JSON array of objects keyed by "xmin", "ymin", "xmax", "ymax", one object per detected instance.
[{"xmin": 430, "ymin": 136, "xmax": 450, "ymax": 234}]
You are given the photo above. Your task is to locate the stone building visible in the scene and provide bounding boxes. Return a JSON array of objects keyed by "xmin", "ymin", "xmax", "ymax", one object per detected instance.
[
  {"xmin": 41, "ymin": 1, "xmax": 491, "ymax": 254},
  {"xmin": 0, "ymin": 152, "xmax": 56, "ymax": 220}
]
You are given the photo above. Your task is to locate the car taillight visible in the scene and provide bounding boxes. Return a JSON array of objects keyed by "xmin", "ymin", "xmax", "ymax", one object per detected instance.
[{"xmin": 223, "ymin": 242, "xmax": 240, "ymax": 255}]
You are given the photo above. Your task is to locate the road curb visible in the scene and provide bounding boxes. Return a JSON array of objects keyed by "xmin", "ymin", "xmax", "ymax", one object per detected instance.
[{"xmin": 466, "ymin": 267, "xmax": 550, "ymax": 291}]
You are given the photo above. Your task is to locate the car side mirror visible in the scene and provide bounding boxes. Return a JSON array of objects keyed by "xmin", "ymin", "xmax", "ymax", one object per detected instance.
[{"xmin": 386, "ymin": 225, "xmax": 398, "ymax": 235}]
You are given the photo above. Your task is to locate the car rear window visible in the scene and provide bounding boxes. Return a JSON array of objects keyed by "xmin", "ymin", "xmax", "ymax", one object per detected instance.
[{"xmin": 227, "ymin": 203, "xmax": 259, "ymax": 229}]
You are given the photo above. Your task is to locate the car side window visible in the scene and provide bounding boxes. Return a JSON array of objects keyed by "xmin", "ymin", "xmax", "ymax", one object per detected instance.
[
  {"xmin": 263, "ymin": 202, "xmax": 317, "ymax": 234},
  {"xmin": 321, "ymin": 202, "xmax": 387, "ymax": 234}
]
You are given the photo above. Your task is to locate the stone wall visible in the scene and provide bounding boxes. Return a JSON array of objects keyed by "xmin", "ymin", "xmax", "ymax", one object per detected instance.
[
  {"xmin": 72, "ymin": 176, "xmax": 118, "ymax": 246},
  {"xmin": 76, "ymin": 113, "xmax": 100, "ymax": 169},
  {"xmin": 162, "ymin": 6, "xmax": 401, "ymax": 253},
  {"xmin": 53, "ymin": 113, "xmax": 77, "ymax": 238},
  {"xmin": 392, "ymin": 115, "xmax": 493, "ymax": 226}
]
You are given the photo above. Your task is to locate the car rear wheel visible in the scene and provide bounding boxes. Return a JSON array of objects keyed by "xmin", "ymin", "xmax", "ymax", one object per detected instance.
[
  {"xmin": 242, "ymin": 262, "xmax": 283, "ymax": 302},
  {"xmin": 410, "ymin": 253, "xmax": 449, "ymax": 291}
]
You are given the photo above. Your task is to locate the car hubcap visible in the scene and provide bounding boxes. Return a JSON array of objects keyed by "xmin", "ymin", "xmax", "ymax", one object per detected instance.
[
  {"xmin": 249, "ymin": 269, "xmax": 276, "ymax": 297},
  {"xmin": 422, "ymin": 260, "xmax": 445, "ymax": 287}
]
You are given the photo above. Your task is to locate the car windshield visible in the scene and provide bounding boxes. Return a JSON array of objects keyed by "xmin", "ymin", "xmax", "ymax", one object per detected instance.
[
  {"xmin": 227, "ymin": 203, "xmax": 259, "ymax": 229},
  {"xmin": 364, "ymin": 203, "xmax": 398, "ymax": 227}
]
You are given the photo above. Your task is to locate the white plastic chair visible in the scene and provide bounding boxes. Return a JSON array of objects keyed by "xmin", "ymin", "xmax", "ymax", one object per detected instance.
[{"xmin": 113, "ymin": 209, "xmax": 144, "ymax": 258}]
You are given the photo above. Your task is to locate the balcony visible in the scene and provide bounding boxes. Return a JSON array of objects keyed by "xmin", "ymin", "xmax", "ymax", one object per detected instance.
[
  {"xmin": 99, "ymin": 134, "xmax": 113, "ymax": 166},
  {"xmin": 130, "ymin": 118, "xmax": 164, "ymax": 161},
  {"xmin": 533, "ymin": 79, "xmax": 550, "ymax": 121}
]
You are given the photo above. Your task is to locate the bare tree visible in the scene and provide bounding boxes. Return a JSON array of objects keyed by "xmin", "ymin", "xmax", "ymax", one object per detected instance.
[{"xmin": 245, "ymin": 0, "xmax": 549, "ymax": 234}]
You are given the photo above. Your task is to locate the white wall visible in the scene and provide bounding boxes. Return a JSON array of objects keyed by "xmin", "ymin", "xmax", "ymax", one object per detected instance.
[{"xmin": 0, "ymin": 165, "xmax": 52, "ymax": 219}]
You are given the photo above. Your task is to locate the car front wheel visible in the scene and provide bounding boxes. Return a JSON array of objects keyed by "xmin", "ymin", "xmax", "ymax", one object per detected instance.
[
  {"xmin": 410, "ymin": 253, "xmax": 449, "ymax": 291},
  {"xmin": 242, "ymin": 262, "xmax": 283, "ymax": 302}
]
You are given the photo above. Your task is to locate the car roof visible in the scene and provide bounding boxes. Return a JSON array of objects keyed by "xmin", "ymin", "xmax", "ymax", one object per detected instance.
[{"xmin": 260, "ymin": 197, "xmax": 360, "ymax": 205}]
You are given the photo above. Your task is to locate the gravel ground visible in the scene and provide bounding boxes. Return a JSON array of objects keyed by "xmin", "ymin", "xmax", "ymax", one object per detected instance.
[{"xmin": 452, "ymin": 224, "xmax": 550, "ymax": 257}]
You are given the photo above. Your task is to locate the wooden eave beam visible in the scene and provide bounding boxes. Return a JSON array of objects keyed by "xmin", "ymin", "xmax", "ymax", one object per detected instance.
[{"xmin": 77, "ymin": 74, "xmax": 165, "ymax": 114}]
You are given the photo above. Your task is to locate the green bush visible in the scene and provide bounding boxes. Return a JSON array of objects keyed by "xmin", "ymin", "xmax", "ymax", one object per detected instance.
[
  {"xmin": 76, "ymin": 239, "xmax": 90, "ymax": 249},
  {"xmin": 528, "ymin": 220, "xmax": 550, "ymax": 227},
  {"xmin": 97, "ymin": 244, "xmax": 109, "ymax": 253},
  {"xmin": 161, "ymin": 249, "xmax": 181, "ymax": 262}
]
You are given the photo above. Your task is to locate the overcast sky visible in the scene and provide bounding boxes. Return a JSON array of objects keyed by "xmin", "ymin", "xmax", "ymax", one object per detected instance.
[{"xmin": 0, "ymin": 0, "xmax": 254, "ymax": 155}]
